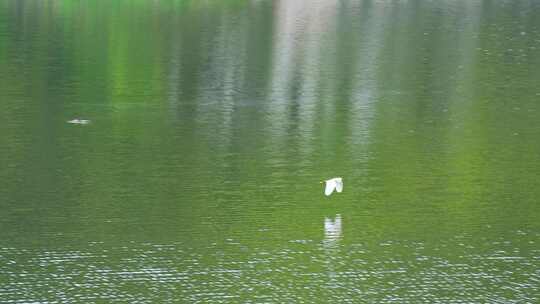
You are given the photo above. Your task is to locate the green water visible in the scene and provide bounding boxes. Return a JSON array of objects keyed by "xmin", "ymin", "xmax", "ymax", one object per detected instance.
[{"xmin": 1, "ymin": 0, "xmax": 540, "ymax": 302}]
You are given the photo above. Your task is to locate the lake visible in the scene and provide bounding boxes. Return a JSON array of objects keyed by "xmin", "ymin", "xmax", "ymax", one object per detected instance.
[{"xmin": 1, "ymin": 0, "xmax": 540, "ymax": 302}]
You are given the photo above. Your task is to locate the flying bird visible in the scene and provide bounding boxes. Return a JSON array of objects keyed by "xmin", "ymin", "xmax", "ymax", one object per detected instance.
[{"xmin": 321, "ymin": 177, "xmax": 343, "ymax": 196}]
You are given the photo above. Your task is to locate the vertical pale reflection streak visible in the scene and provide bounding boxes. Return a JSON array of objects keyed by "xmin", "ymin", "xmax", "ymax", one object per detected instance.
[
  {"xmin": 348, "ymin": 2, "xmax": 388, "ymax": 164},
  {"xmin": 444, "ymin": 1, "xmax": 484, "ymax": 205},
  {"xmin": 167, "ymin": 18, "xmax": 182, "ymax": 118},
  {"xmin": 196, "ymin": 10, "xmax": 249, "ymax": 149},
  {"xmin": 295, "ymin": 0, "xmax": 339, "ymax": 161},
  {"xmin": 266, "ymin": 0, "xmax": 338, "ymax": 161},
  {"xmin": 266, "ymin": 0, "xmax": 308, "ymax": 145},
  {"xmin": 446, "ymin": 1, "xmax": 482, "ymax": 123}
]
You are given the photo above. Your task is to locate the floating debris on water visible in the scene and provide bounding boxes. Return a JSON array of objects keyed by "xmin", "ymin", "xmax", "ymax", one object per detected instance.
[{"xmin": 67, "ymin": 119, "xmax": 90, "ymax": 125}]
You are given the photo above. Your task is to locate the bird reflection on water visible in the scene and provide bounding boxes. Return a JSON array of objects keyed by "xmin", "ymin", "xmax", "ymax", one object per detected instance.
[
  {"xmin": 323, "ymin": 214, "xmax": 343, "ymax": 288},
  {"xmin": 324, "ymin": 214, "xmax": 342, "ymax": 246}
]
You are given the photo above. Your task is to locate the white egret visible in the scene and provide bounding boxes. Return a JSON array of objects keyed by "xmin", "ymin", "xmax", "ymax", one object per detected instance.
[
  {"xmin": 321, "ymin": 177, "xmax": 343, "ymax": 196},
  {"xmin": 67, "ymin": 119, "xmax": 90, "ymax": 125}
]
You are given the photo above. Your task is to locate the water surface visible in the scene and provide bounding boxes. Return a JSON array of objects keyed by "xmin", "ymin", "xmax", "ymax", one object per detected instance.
[{"xmin": 1, "ymin": 0, "xmax": 540, "ymax": 302}]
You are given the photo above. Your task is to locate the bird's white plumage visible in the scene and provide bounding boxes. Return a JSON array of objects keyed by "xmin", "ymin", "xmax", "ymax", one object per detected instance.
[
  {"xmin": 335, "ymin": 178, "xmax": 343, "ymax": 193},
  {"xmin": 323, "ymin": 177, "xmax": 343, "ymax": 196}
]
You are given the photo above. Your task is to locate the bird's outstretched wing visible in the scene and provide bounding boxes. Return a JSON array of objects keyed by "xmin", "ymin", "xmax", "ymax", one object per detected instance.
[
  {"xmin": 324, "ymin": 180, "xmax": 336, "ymax": 196},
  {"xmin": 335, "ymin": 178, "xmax": 343, "ymax": 193}
]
